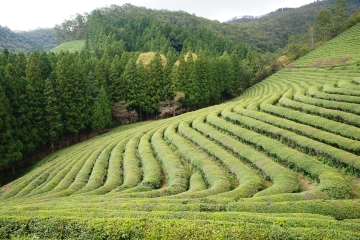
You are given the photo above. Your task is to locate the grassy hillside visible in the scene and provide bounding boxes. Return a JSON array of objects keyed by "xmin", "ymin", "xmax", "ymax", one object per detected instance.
[
  {"xmin": 50, "ymin": 39, "xmax": 85, "ymax": 53},
  {"xmin": 1, "ymin": 24, "xmax": 360, "ymax": 239}
]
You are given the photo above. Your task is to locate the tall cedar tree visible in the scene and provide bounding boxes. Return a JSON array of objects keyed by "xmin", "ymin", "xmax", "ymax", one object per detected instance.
[
  {"xmin": 56, "ymin": 52, "xmax": 86, "ymax": 141},
  {"xmin": 92, "ymin": 86, "xmax": 111, "ymax": 133},
  {"xmin": 137, "ymin": 60, "xmax": 154, "ymax": 120},
  {"xmin": 109, "ymin": 54, "xmax": 123, "ymax": 103},
  {"xmin": 195, "ymin": 52, "xmax": 211, "ymax": 108},
  {"xmin": 25, "ymin": 51, "xmax": 47, "ymax": 149},
  {"xmin": 44, "ymin": 78, "xmax": 63, "ymax": 152},
  {"xmin": 122, "ymin": 58, "xmax": 139, "ymax": 108}
]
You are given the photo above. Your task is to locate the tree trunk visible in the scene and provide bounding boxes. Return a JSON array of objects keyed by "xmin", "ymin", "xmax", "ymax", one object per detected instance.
[{"xmin": 12, "ymin": 164, "xmax": 15, "ymax": 175}]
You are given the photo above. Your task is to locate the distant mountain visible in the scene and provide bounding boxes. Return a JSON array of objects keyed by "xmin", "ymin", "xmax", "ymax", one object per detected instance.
[
  {"xmin": 224, "ymin": 0, "xmax": 360, "ymax": 52},
  {"xmin": 0, "ymin": 26, "xmax": 58, "ymax": 53}
]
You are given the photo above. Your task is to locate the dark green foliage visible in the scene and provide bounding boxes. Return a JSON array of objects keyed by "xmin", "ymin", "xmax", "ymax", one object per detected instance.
[
  {"xmin": 26, "ymin": 51, "xmax": 47, "ymax": 147},
  {"xmin": 92, "ymin": 86, "xmax": 111, "ymax": 133},
  {"xmin": 44, "ymin": 79, "xmax": 62, "ymax": 151},
  {"xmin": 0, "ymin": 86, "xmax": 22, "ymax": 168},
  {"xmin": 56, "ymin": 51, "xmax": 88, "ymax": 136}
]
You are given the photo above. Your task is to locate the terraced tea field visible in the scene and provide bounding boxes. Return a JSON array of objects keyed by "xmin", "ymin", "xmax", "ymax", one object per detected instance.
[{"xmin": 1, "ymin": 24, "xmax": 360, "ymax": 239}]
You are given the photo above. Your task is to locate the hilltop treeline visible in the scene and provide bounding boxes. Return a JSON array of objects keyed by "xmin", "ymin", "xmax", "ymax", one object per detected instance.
[{"xmin": 0, "ymin": 26, "xmax": 57, "ymax": 53}]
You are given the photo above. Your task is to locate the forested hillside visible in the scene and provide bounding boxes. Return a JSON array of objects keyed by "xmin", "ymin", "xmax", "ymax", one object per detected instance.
[
  {"xmin": 226, "ymin": 0, "xmax": 360, "ymax": 51},
  {"xmin": 0, "ymin": 26, "xmax": 57, "ymax": 52}
]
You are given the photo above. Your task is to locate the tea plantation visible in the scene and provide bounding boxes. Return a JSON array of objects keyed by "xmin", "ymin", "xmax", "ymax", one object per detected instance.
[{"xmin": 1, "ymin": 24, "xmax": 360, "ymax": 239}]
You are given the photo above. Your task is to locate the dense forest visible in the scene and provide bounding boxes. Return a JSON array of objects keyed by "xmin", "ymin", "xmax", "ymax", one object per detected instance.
[
  {"xmin": 0, "ymin": 44, "xmax": 258, "ymax": 173},
  {"xmin": 1, "ymin": 0, "xmax": 359, "ymax": 174}
]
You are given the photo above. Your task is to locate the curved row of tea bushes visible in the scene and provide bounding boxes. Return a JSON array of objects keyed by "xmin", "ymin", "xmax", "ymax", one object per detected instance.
[
  {"xmin": 209, "ymin": 111, "xmax": 351, "ymax": 199},
  {"xmin": 231, "ymin": 106, "xmax": 360, "ymax": 173},
  {"xmin": 265, "ymin": 90, "xmax": 360, "ymax": 140},
  {"xmin": 307, "ymin": 86, "xmax": 360, "ymax": 104},
  {"xmin": 164, "ymin": 123, "xmax": 232, "ymax": 198},
  {"xmin": 193, "ymin": 114, "xmax": 300, "ymax": 197},
  {"xmin": 178, "ymin": 120, "xmax": 263, "ymax": 200}
]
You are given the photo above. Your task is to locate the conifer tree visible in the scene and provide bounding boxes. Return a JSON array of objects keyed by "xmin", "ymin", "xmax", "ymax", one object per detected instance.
[
  {"xmin": 109, "ymin": 54, "xmax": 123, "ymax": 103},
  {"xmin": 137, "ymin": 60, "xmax": 155, "ymax": 119},
  {"xmin": 40, "ymin": 52, "xmax": 52, "ymax": 81},
  {"xmin": 148, "ymin": 53, "xmax": 164, "ymax": 105},
  {"xmin": 75, "ymin": 55, "xmax": 93, "ymax": 136},
  {"xmin": 3, "ymin": 64, "xmax": 36, "ymax": 160},
  {"xmin": 92, "ymin": 86, "xmax": 111, "ymax": 134},
  {"xmin": 44, "ymin": 79, "xmax": 63, "ymax": 152},
  {"xmin": 15, "ymin": 52, "xmax": 27, "ymax": 78},
  {"xmin": 195, "ymin": 52, "xmax": 210, "ymax": 107},
  {"xmin": 26, "ymin": 51, "xmax": 46, "ymax": 151},
  {"xmin": 56, "ymin": 52, "xmax": 84, "ymax": 143},
  {"xmin": 122, "ymin": 57, "xmax": 138, "ymax": 104}
]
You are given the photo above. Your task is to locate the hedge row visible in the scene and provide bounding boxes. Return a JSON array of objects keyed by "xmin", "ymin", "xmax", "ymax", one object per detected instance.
[
  {"xmin": 25, "ymin": 143, "xmax": 103, "ymax": 198},
  {"xmin": 294, "ymin": 89, "xmax": 360, "ymax": 115},
  {"xmin": 246, "ymin": 96, "xmax": 360, "ymax": 154},
  {"xmin": 280, "ymin": 89, "xmax": 360, "ymax": 127},
  {"xmin": 75, "ymin": 142, "xmax": 117, "ymax": 194},
  {"xmin": 187, "ymin": 172, "xmax": 207, "ymax": 193},
  {"xmin": 323, "ymin": 83, "xmax": 360, "ymax": 96},
  {"xmin": 178, "ymin": 120, "xmax": 262, "ymax": 200},
  {"xmin": 227, "ymin": 199, "xmax": 360, "ymax": 220},
  {"xmin": 210, "ymin": 110, "xmax": 351, "ymax": 199},
  {"xmin": 136, "ymin": 129, "xmax": 162, "ymax": 189},
  {"xmin": 193, "ymin": 114, "xmax": 300, "ymax": 198},
  {"xmin": 231, "ymin": 106, "xmax": 360, "ymax": 173},
  {"xmin": 87, "ymin": 138, "xmax": 128, "ymax": 195},
  {"xmin": 338, "ymin": 80, "xmax": 360, "ymax": 91},
  {"xmin": 261, "ymin": 89, "xmax": 360, "ymax": 140},
  {"xmin": 110, "ymin": 133, "xmax": 144, "ymax": 193},
  {"xmin": 307, "ymin": 86, "xmax": 360, "ymax": 104},
  {"xmin": 44, "ymin": 139, "xmax": 117, "ymax": 198},
  {"xmin": 150, "ymin": 127, "xmax": 190, "ymax": 197},
  {"xmin": 1, "ymin": 216, "xmax": 360, "ymax": 240},
  {"xmin": 164, "ymin": 123, "xmax": 232, "ymax": 198}
]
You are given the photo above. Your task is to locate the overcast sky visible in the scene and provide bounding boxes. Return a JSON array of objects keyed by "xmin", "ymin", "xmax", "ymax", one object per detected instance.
[{"xmin": 1, "ymin": 0, "xmax": 316, "ymax": 31}]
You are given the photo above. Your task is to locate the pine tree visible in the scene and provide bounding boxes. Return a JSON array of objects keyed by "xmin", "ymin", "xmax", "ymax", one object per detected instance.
[
  {"xmin": 44, "ymin": 79, "xmax": 63, "ymax": 153},
  {"xmin": 92, "ymin": 86, "xmax": 111, "ymax": 134}
]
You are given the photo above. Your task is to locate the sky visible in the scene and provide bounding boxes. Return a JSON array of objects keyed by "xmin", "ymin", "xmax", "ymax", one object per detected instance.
[{"xmin": 1, "ymin": 0, "xmax": 316, "ymax": 31}]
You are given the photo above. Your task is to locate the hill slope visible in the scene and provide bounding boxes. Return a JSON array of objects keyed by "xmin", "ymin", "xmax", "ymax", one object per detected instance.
[
  {"xmin": 0, "ymin": 24, "xmax": 360, "ymax": 239},
  {"xmin": 0, "ymin": 26, "xmax": 58, "ymax": 52},
  {"xmin": 50, "ymin": 39, "xmax": 85, "ymax": 53}
]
